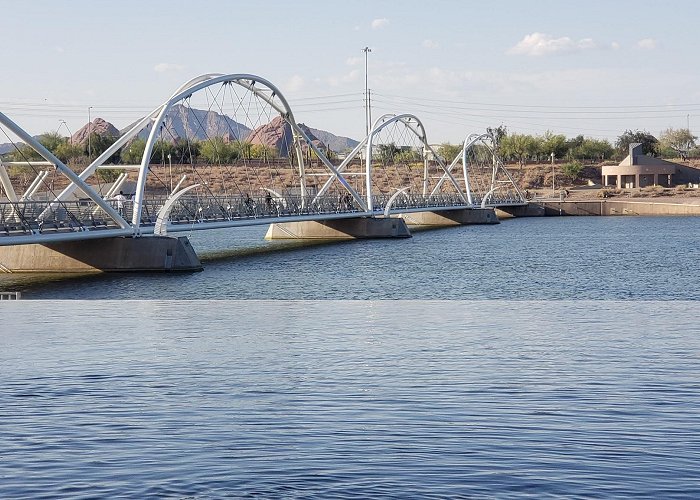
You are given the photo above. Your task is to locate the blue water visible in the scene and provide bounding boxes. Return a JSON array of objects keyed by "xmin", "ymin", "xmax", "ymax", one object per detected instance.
[
  {"xmin": 1, "ymin": 301, "xmax": 699, "ymax": 498},
  {"xmin": 1, "ymin": 217, "xmax": 700, "ymax": 497},
  {"xmin": 2, "ymin": 216, "xmax": 699, "ymax": 300}
]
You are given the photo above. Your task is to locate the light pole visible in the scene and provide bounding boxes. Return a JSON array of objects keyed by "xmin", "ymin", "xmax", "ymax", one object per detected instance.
[
  {"xmin": 551, "ymin": 152, "xmax": 555, "ymax": 194},
  {"xmin": 59, "ymin": 119, "xmax": 73, "ymax": 143},
  {"xmin": 87, "ymin": 106, "xmax": 93, "ymax": 161},
  {"xmin": 167, "ymin": 153, "xmax": 172, "ymax": 192},
  {"xmin": 362, "ymin": 46, "xmax": 372, "ymax": 137}
]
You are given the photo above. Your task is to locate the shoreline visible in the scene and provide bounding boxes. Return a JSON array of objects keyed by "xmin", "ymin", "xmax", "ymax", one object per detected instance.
[{"xmin": 524, "ymin": 197, "xmax": 700, "ymax": 217}]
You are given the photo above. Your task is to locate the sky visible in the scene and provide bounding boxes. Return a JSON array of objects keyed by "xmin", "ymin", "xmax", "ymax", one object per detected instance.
[{"xmin": 1, "ymin": 0, "xmax": 699, "ymax": 145}]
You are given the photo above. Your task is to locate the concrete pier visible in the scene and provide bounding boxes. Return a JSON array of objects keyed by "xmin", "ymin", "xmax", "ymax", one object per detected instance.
[
  {"xmin": 0, "ymin": 235, "xmax": 202, "ymax": 273},
  {"xmin": 265, "ymin": 217, "xmax": 411, "ymax": 239},
  {"xmin": 400, "ymin": 208, "xmax": 499, "ymax": 227}
]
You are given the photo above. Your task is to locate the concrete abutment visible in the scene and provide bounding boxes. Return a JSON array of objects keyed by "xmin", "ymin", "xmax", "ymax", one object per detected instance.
[{"xmin": 0, "ymin": 235, "xmax": 202, "ymax": 273}]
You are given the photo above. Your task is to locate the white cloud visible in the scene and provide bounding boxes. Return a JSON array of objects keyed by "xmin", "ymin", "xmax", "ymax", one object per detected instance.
[
  {"xmin": 637, "ymin": 38, "xmax": 657, "ymax": 50},
  {"xmin": 326, "ymin": 69, "xmax": 361, "ymax": 87},
  {"xmin": 54, "ymin": 46, "xmax": 65, "ymax": 53},
  {"xmin": 371, "ymin": 18, "xmax": 389, "ymax": 30},
  {"xmin": 508, "ymin": 32, "xmax": 600, "ymax": 56},
  {"xmin": 286, "ymin": 74, "xmax": 304, "ymax": 92},
  {"xmin": 422, "ymin": 39, "xmax": 439, "ymax": 49},
  {"xmin": 611, "ymin": 41, "xmax": 620, "ymax": 50},
  {"xmin": 346, "ymin": 56, "xmax": 362, "ymax": 66},
  {"xmin": 154, "ymin": 62, "xmax": 184, "ymax": 73}
]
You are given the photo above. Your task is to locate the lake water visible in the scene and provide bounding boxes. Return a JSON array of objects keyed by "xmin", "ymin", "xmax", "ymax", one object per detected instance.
[
  {"xmin": 1, "ymin": 217, "xmax": 700, "ymax": 498},
  {"xmin": 1, "ymin": 216, "xmax": 699, "ymax": 300}
]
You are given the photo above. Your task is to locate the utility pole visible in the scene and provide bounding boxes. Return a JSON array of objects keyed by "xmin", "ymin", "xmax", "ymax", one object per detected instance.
[{"xmin": 362, "ymin": 46, "xmax": 372, "ymax": 137}]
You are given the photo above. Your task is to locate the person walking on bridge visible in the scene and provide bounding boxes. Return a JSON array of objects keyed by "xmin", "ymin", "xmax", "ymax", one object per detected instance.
[{"xmin": 113, "ymin": 190, "xmax": 127, "ymax": 217}]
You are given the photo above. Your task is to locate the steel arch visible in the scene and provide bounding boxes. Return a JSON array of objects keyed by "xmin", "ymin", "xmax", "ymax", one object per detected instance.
[{"xmin": 131, "ymin": 73, "xmax": 365, "ymax": 230}]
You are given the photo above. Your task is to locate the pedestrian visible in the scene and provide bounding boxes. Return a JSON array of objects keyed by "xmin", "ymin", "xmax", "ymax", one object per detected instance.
[{"xmin": 113, "ymin": 190, "xmax": 127, "ymax": 216}]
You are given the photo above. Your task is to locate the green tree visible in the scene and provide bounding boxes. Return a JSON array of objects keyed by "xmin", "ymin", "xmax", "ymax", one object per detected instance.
[
  {"xmin": 487, "ymin": 125, "xmax": 507, "ymax": 146},
  {"xmin": 570, "ymin": 138, "xmax": 613, "ymax": 161},
  {"xmin": 378, "ymin": 143, "xmax": 401, "ymax": 164},
  {"xmin": 251, "ymin": 144, "xmax": 278, "ymax": 160},
  {"xmin": 540, "ymin": 131, "xmax": 568, "ymax": 159},
  {"xmin": 54, "ymin": 141, "xmax": 84, "ymax": 164},
  {"xmin": 200, "ymin": 137, "xmax": 238, "ymax": 163},
  {"xmin": 615, "ymin": 130, "xmax": 658, "ymax": 157},
  {"xmin": 39, "ymin": 131, "xmax": 66, "ymax": 153},
  {"xmin": 659, "ymin": 127, "xmax": 697, "ymax": 159},
  {"xmin": 11, "ymin": 143, "xmax": 43, "ymax": 162},
  {"xmin": 561, "ymin": 161, "xmax": 583, "ymax": 182},
  {"xmin": 96, "ymin": 168, "xmax": 121, "ymax": 183},
  {"xmin": 171, "ymin": 138, "xmax": 199, "ymax": 163},
  {"xmin": 437, "ymin": 143, "xmax": 462, "ymax": 162},
  {"xmin": 150, "ymin": 139, "xmax": 173, "ymax": 164},
  {"xmin": 500, "ymin": 133, "xmax": 538, "ymax": 168},
  {"xmin": 11, "ymin": 131, "xmax": 65, "ymax": 162},
  {"xmin": 86, "ymin": 132, "xmax": 120, "ymax": 164},
  {"xmin": 232, "ymin": 140, "xmax": 252, "ymax": 160},
  {"xmin": 121, "ymin": 138, "xmax": 146, "ymax": 164},
  {"xmin": 395, "ymin": 147, "xmax": 420, "ymax": 164}
]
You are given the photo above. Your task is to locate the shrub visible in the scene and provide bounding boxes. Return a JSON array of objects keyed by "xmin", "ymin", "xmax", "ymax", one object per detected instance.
[{"xmin": 561, "ymin": 161, "xmax": 583, "ymax": 182}]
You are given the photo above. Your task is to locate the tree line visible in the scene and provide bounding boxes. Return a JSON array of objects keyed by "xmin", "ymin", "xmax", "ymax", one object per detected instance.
[
  {"xmin": 4, "ymin": 132, "xmax": 282, "ymax": 166},
  {"xmin": 436, "ymin": 127, "xmax": 699, "ymax": 168},
  {"xmin": 5, "ymin": 126, "xmax": 698, "ymax": 171}
]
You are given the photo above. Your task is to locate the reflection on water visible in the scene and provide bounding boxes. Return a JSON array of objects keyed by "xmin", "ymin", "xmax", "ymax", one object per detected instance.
[
  {"xmin": 1, "ymin": 216, "xmax": 699, "ymax": 299},
  {"xmin": 1, "ymin": 301, "xmax": 699, "ymax": 498}
]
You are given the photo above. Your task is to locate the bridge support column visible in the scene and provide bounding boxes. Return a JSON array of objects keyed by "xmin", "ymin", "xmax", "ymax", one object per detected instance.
[
  {"xmin": 400, "ymin": 208, "xmax": 499, "ymax": 227},
  {"xmin": 0, "ymin": 235, "xmax": 202, "ymax": 273},
  {"xmin": 265, "ymin": 217, "xmax": 411, "ymax": 239}
]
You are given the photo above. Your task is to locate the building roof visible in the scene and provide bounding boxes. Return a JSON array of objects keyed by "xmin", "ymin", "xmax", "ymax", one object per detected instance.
[{"xmin": 601, "ymin": 143, "xmax": 678, "ymax": 176}]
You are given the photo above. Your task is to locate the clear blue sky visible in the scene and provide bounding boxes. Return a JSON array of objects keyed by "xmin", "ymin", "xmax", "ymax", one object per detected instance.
[{"xmin": 1, "ymin": 0, "xmax": 698, "ymax": 144}]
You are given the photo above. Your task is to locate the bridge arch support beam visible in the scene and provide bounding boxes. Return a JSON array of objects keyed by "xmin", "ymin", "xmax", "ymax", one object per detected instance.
[{"xmin": 132, "ymin": 73, "xmax": 366, "ymax": 231}]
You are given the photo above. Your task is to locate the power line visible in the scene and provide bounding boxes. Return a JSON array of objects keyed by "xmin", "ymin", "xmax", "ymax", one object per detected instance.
[{"xmin": 372, "ymin": 92, "xmax": 700, "ymax": 110}]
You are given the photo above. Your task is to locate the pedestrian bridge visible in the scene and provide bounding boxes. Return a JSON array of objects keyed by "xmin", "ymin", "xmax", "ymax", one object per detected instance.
[{"xmin": 0, "ymin": 73, "xmax": 526, "ymax": 248}]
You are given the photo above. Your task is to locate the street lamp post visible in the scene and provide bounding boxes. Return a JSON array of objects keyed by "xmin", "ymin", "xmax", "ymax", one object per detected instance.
[
  {"xmin": 59, "ymin": 120, "xmax": 73, "ymax": 144},
  {"xmin": 551, "ymin": 152, "xmax": 555, "ymax": 194},
  {"xmin": 167, "ymin": 153, "xmax": 173, "ymax": 192},
  {"xmin": 87, "ymin": 106, "xmax": 93, "ymax": 161},
  {"xmin": 362, "ymin": 46, "xmax": 372, "ymax": 137}
]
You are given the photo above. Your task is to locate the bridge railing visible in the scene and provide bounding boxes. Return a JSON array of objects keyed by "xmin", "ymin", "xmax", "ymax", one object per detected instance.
[
  {"xmin": 0, "ymin": 191, "xmax": 505, "ymax": 239},
  {"xmin": 140, "ymin": 192, "xmax": 476, "ymax": 226},
  {"xmin": 371, "ymin": 193, "xmax": 470, "ymax": 213},
  {"xmin": 0, "ymin": 201, "xmax": 121, "ymax": 237}
]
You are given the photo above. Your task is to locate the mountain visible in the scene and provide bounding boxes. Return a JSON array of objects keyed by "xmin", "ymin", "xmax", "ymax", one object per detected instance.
[
  {"xmin": 121, "ymin": 104, "xmax": 251, "ymax": 143},
  {"xmin": 71, "ymin": 118, "xmax": 120, "ymax": 145},
  {"xmin": 0, "ymin": 105, "xmax": 359, "ymax": 158},
  {"xmin": 120, "ymin": 105, "xmax": 358, "ymax": 153},
  {"xmin": 246, "ymin": 116, "xmax": 326, "ymax": 157},
  {"xmin": 307, "ymin": 127, "xmax": 359, "ymax": 153}
]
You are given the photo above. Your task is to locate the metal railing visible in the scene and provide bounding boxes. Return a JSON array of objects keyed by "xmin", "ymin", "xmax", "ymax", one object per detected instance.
[
  {"xmin": 0, "ymin": 191, "xmax": 527, "ymax": 239},
  {"xmin": 0, "ymin": 201, "xmax": 121, "ymax": 237}
]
